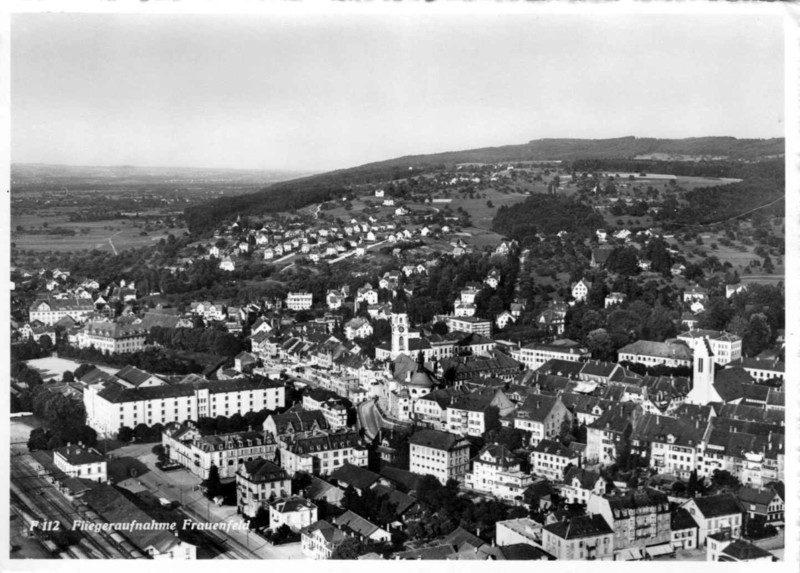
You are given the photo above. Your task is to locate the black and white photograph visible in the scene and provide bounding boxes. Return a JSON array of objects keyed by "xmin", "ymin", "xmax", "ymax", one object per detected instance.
[{"xmin": 4, "ymin": 3, "xmax": 794, "ymax": 567}]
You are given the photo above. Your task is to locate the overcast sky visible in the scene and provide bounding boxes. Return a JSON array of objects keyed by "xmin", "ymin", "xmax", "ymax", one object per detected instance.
[{"xmin": 11, "ymin": 12, "xmax": 784, "ymax": 172}]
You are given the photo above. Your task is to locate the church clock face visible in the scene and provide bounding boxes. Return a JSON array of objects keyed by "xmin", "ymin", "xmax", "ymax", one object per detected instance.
[{"xmin": 398, "ymin": 326, "xmax": 405, "ymax": 333}]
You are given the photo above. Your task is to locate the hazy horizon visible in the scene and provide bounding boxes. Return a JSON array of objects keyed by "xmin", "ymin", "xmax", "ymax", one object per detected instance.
[{"xmin": 12, "ymin": 13, "xmax": 785, "ymax": 172}]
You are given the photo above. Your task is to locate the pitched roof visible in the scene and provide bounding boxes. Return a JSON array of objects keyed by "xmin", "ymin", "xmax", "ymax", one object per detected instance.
[
  {"xmin": 82, "ymin": 485, "xmax": 184, "ymax": 555},
  {"xmin": 499, "ymin": 544, "xmax": 555, "ymax": 561},
  {"xmin": 544, "ymin": 514, "xmax": 612, "ymax": 539},
  {"xmin": 115, "ymin": 365, "xmax": 157, "ymax": 387},
  {"xmin": 284, "ymin": 431, "xmax": 362, "ymax": 455},
  {"xmin": 443, "ymin": 526, "xmax": 484, "ymax": 549},
  {"xmin": 379, "ymin": 466, "xmax": 422, "ymax": 493},
  {"xmin": 269, "ymin": 410, "xmax": 330, "ymax": 434},
  {"xmin": 371, "ymin": 484, "xmax": 418, "ymax": 517},
  {"xmin": 475, "ymin": 444, "xmax": 520, "ymax": 467},
  {"xmin": 408, "ymin": 429, "xmax": 469, "ymax": 452},
  {"xmin": 690, "ymin": 493, "xmax": 744, "ymax": 518},
  {"xmin": 395, "ymin": 544, "xmax": 455, "ymax": 560},
  {"xmin": 605, "ymin": 488, "xmax": 669, "ymax": 517},
  {"xmin": 534, "ymin": 359, "xmax": 584, "ymax": 379},
  {"xmin": 588, "ymin": 402, "xmax": 638, "ymax": 432},
  {"xmin": 240, "ymin": 458, "xmax": 287, "ymax": 483},
  {"xmin": 332, "ymin": 510, "xmax": 384, "ymax": 538},
  {"xmin": 618, "ymin": 340, "xmax": 692, "ymax": 361},
  {"xmin": 97, "ymin": 375, "xmax": 283, "ymax": 403},
  {"xmin": 631, "ymin": 413, "xmax": 706, "ymax": 448},
  {"xmin": 564, "ymin": 467, "xmax": 604, "ymax": 490},
  {"xmin": 735, "ymin": 486, "xmax": 779, "ymax": 508},
  {"xmin": 305, "ymin": 476, "xmax": 345, "ymax": 502},
  {"xmin": 54, "ymin": 444, "xmax": 105, "ymax": 466},
  {"xmin": 271, "ymin": 496, "xmax": 317, "ymax": 514},
  {"xmin": 671, "ymin": 507, "xmax": 698, "ymax": 531},
  {"xmin": 719, "ymin": 539, "xmax": 774, "ymax": 561},
  {"xmin": 329, "ymin": 463, "xmax": 381, "ymax": 492},
  {"xmin": 513, "ymin": 394, "xmax": 561, "ymax": 423},
  {"xmin": 300, "ymin": 520, "xmax": 347, "ymax": 545},
  {"xmin": 523, "ymin": 479, "xmax": 556, "ymax": 504},
  {"xmin": 532, "ymin": 439, "xmax": 577, "ymax": 459}
]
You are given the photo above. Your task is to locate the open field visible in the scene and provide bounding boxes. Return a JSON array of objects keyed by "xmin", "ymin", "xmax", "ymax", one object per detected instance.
[
  {"xmin": 11, "ymin": 215, "xmax": 185, "ymax": 253},
  {"xmin": 25, "ymin": 356, "xmax": 118, "ymax": 381},
  {"xmin": 602, "ymin": 213, "xmax": 655, "ymax": 228}
]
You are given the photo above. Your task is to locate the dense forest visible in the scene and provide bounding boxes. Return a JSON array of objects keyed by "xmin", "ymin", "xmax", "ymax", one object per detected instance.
[
  {"xmin": 492, "ymin": 195, "xmax": 604, "ymax": 244},
  {"xmin": 571, "ymin": 157, "xmax": 784, "ymax": 181}
]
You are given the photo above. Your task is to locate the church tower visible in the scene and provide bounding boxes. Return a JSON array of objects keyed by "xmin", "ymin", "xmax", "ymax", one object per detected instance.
[
  {"xmin": 391, "ymin": 313, "xmax": 409, "ymax": 359},
  {"xmin": 687, "ymin": 337, "xmax": 720, "ymax": 404}
]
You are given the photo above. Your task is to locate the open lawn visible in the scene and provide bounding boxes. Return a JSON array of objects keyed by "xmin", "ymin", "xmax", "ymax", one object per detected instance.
[
  {"xmin": 603, "ymin": 213, "xmax": 655, "ymax": 228},
  {"xmin": 25, "ymin": 356, "xmax": 117, "ymax": 381},
  {"xmin": 448, "ymin": 189, "xmax": 529, "ymax": 231}
]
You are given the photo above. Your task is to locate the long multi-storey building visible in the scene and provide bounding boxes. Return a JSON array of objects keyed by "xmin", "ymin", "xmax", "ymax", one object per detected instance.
[
  {"xmin": 76, "ymin": 321, "xmax": 148, "ymax": 354},
  {"xmin": 617, "ymin": 340, "xmax": 693, "ymax": 369},
  {"xmin": 286, "ymin": 292, "xmax": 313, "ymax": 311},
  {"xmin": 162, "ymin": 422, "xmax": 279, "ymax": 480},
  {"xmin": 84, "ymin": 375, "xmax": 286, "ymax": 436},
  {"xmin": 29, "ymin": 296, "xmax": 95, "ymax": 326},
  {"xmin": 511, "ymin": 340, "xmax": 588, "ymax": 371},
  {"xmin": 677, "ymin": 330, "xmax": 742, "ymax": 366}
]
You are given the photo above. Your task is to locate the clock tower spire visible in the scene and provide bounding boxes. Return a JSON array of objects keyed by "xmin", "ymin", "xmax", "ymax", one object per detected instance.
[{"xmin": 391, "ymin": 312, "xmax": 409, "ymax": 359}]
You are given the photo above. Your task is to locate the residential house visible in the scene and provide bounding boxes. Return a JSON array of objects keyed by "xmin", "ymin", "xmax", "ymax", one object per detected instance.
[
  {"xmin": 236, "ymin": 458, "xmax": 291, "ymax": 518},
  {"xmin": 682, "ymin": 493, "xmax": 744, "ymax": 546},
  {"xmin": 560, "ymin": 467, "xmax": 607, "ymax": 505},
  {"xmin": 586, "ymin": 403, "xmax": 641, "ymax": 466},
  {"xmin": 604, "ymin": 292, "xmax": 628, "ymax": 309},
  {"xmin": 280, "ymin": 431, "xmax": 367, "ymax": 476},
  {"xmin": 300, "ymin": 520, "xmax": 347, "ymax": 559},
  {"xmin": 587, "ymin": 488, "xmax": 672, "ymax": 560},
  {"xmin": 269, "ymin": 496, "xmax": 318, "ymax": 532},
  {"xmin": 408, "ymin": 429, "xmax": 471, "ymax": 485},
  {"xmin": 506, "ymin": 394, "xmax": 572, "ymax": 446},
  {"xmin": 464, "ymin": 444, "xmax": 531, "ymax": 502},
  {"xmin": 541, "ymin": 515, "xmax": 614, "ymax": 561},
  {"xmin": 571, "ymin": 279, "xmax": 592, "ymax": 302},
  {"xmin": 332, "ymin": 510, "xmax": 391, "ymax": 543},
  {"xmin": 344, "ymin": 317, "xmax": 373, "ymax": 341},
  {"xmin": 735, "ymin": 485, "xmax": 784, "ymax": 526},
  {"xmin": 445, "ymin": 389, "xmax": 515, "ymax": 437},
  {"xmin": 708, "ymin": 535, "xmax": 775, "ymax": 562},
  {"xmin": 530, "ymin": 439, "xmax": 580, "ymax": 482},
  {"xmin": 671, "ymin": 507, "xmax": 699, "ymax": 550}
]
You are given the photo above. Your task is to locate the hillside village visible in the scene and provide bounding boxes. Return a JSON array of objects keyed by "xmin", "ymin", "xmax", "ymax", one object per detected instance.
[{"xmin": 9, "ymin": 158, "xmax": 786, "ymax": 562}]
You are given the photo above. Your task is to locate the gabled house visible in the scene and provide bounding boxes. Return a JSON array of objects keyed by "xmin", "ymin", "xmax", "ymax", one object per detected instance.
[
  {"xmin": 332, "ymin": 510, "xmax": 391, "ymax": 543},
  {"xmin": 560, "ymin": 467, "xmax": 607, "ymax": 505},
  {"xmin": 530, "ymin": 439, "xmax": 580, "ymax": 482},
  {"xmin": 682, "ymin": 493, "xmax": 744, "ymax": 546},
  {"xmin": 300, "ymin": 520, "xmax": 347, "ymax": 559},
  {"xmin": 464, "ymin": 444, "xmax": 531, "ymax": 502},
  {"xmin": 505, "ymin": 395, "xmax": 572, "ymax": 446}
]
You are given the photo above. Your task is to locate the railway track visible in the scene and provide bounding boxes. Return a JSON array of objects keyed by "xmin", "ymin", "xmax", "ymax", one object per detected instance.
[{"xmin": 10, "ymin": 455, "xmax": 131, "ymax": 558}]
